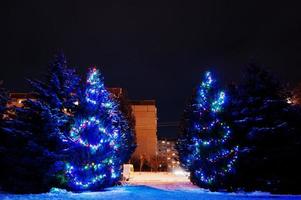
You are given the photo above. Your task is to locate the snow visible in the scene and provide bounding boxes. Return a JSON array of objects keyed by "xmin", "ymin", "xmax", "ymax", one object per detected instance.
[
  {"xmin": 1, "ymin": 185, "xmax": 301, "ymax": 200},
  {"xmin": 1, "ymin": 173, "xmax": 301, "ymax": 200},
  {"xmin": 128, "ymin": 172, "xmax": 190, "ymax": 183}
]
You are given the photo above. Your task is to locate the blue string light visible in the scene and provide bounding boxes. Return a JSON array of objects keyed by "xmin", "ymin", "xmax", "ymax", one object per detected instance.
[
  {"xmin": 180, "ymin": 71, "xmax": 239, "ymax": 187},
  {"xmin": 64, "ymin": 67, "xmax": 129, "ymax": 190}
]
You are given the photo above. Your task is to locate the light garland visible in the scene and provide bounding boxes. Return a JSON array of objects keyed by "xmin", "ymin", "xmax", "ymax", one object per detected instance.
[
  {"xmin": 64, "ymin": 67, "xmax": 130, "ymax": 190},
  {"xmin": 193, "ymin": 119, "xmax": 231, "ymax": 146},
  {"xmin": 68, "ymin": 116, "xmax": 121, "ymax": 151},
  {"xmin": 179, "ymin": 71, "xmax": 239, "ymax": 188},
  {"xmin": 65, "ymin": 159, "xmax": 120, "ymax": 189},
  {"xmin": 211, "ymin": 91, "xmax": 225, "ymax": 112}
]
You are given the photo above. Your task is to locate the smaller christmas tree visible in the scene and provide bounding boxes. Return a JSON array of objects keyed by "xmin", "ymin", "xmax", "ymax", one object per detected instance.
[
  {"xmin": 177, "ymin": 71, "xmax": 239, "ymax": 191},
  {"xmin": 65, "ymin": 67, "xmax": 135, "ymax": 191}
]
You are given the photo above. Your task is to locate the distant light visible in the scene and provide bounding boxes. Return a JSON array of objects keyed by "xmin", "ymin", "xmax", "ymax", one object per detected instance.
[
  {"xmin": 287, "ymin": 97, "xmax": 297, "ymax": 105},
  {"xmin": 173, "ymin": 168, "xmax": 189, "ymax": 177},
  {"xmin": 74, "ymin": 101, "xmax": 79, "ymax": 105}
]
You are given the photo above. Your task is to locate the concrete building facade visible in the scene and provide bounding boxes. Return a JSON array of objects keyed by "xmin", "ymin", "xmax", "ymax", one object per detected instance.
[{"xmin": 130, "ymin": 100, "xmax": 157, "ymax": 162}]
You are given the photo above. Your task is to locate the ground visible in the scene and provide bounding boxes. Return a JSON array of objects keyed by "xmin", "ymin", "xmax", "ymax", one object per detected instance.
[{"xmin": 1, "ymin": 172, "xmax": 301, "ymax": 200}]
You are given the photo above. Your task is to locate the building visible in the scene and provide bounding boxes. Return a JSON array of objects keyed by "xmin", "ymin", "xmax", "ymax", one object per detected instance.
[
  {"xmin": 157, "ymin": 139, "xmax": 180, "ymax": 171},
  {"xmin": 130, "ymin": 100, "xmax": 158, "ymax": 163}
]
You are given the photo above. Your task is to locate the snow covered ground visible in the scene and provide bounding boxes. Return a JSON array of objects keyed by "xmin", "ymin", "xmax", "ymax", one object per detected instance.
[
  {"xmin": 1, "ymin": 185, "xmax": 301, "ymax": 200},
  {"xmin": 128, "ymin": 172, "xmax": 190, "ymax": 183},
  {"xmin": 1, "ymin": 172, "xmax": 301, "ymax": 200}
]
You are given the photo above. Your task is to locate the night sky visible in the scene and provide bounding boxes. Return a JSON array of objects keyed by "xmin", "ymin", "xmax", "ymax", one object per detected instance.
[{"xmin": 1, "ymin": 1, "xmax": 301, "ymax": 138}]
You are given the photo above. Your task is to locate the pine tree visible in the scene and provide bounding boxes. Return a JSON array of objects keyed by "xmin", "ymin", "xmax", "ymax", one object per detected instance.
[
  {"xmin": 177, "ymin": 71, "xmax": 239, "ymax": 191},
  {"xmin": 29, "ymin": 52, "xmax": 80, "ymax": 113},
  {"xmin": 228, "ymin": 64, "xmax": 301, "ymax": 193},
  {"xmin": 29, "ymin": 52, "xmax": 80, "ymax": 135},
  {"xmin": 64, "ymin": 68, "xmax": 135, "ymax": 191},
  {"xmin": 0, "ymin": 83, "xmax": 7, "ymax": 190},
  {"xmin": 114, "ymin": 91, "xmax": 136, "ymax": 162},
  {"xmin": 0, "ymin": 81, "xmax": 8, "ymax": 121},
  {"xmin": 0, "ymin": 52, "xmax": 80, "ymax": 193},
  {"xmin": 0, "ymin": 100, "xmax": 69, "ymax": 193}
]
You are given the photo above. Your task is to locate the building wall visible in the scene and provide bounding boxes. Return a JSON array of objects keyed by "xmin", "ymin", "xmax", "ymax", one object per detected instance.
[{"xmin": 131, "ymin": 103, "xmax": 157, "ymax": 161}]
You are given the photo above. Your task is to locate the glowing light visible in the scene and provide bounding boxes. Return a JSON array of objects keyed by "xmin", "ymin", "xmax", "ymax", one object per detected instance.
[
  {"xmin": 177, "ymin": 71, "xmax": 239, "ymax": 187},
  {"xmin": 64, "ymin": 67, "xmax": 133, "ymax": 190},
  {"xmin": 173, "ymin": 167, "xmax": 190, "ymax": 177}
]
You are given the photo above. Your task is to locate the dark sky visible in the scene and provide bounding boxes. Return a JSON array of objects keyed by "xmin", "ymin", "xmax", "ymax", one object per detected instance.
[{"xmin": 1, "ymin": 1, "xmax": 301, "ymax": 138}]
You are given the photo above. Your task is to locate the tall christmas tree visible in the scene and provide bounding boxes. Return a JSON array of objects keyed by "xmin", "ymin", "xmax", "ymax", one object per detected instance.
[
  {"xmin": 177, "ymin": 71, "xmax": 239, "ymax": 191},
  {"xmin": 65, "ymin": 67, "xmax": 135, "ymax": 191}
]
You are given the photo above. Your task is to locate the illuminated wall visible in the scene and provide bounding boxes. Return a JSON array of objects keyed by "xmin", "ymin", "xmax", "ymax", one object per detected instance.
[{"xmin": 130, "ymin": 100, "xmax": 158, "ymax": 162}]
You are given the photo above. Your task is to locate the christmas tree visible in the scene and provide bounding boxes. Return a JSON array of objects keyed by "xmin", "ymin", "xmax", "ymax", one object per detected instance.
[
  {"xmin": 177, "ymin": 71, "xmax": 239, "ymax": 191},
  {"xmin": 64, "ymin": 67, "xmax": 135, "ymax": 191}
]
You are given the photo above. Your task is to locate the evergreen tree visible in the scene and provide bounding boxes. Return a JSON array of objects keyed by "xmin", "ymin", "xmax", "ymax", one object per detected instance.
[
  {"xmin": 0, "ymin": 81, "xmax": 9, "ymax": 191},
  {"xmin": 0, "ymin": 100, "xmax": 69, "ymax": 193},
  {"xmin": 228, "ymin": 64, "xmax": 301, "ymax": 193},
  {"xmin": 0, "ymin": 52, "xmax": 80, "ymax": 193},
  {"xmin": 29, "ymin": 52, "xmax": 80, "ymax": 113},
  {"xmin": 0, "ymin": 81, "xmax": 8, "ymax": 121},
  {"xmin": 114, "ymin": 91, "xmax": 136, "ymax": 162},
  {"xmin": 29, "ymin": 52, "xmax": 80, "ymax": 135},
  {"xmin": 64, "ymin": 67, "xmax": 135, "ymax": 191},
  {"xmin": 177, "ymin": 71, "xmax": 239, "ymax": 191}
]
